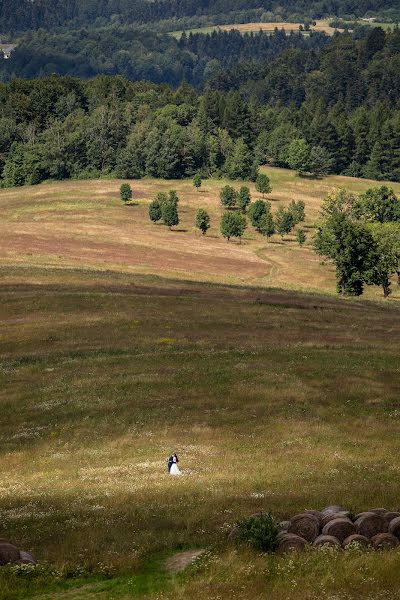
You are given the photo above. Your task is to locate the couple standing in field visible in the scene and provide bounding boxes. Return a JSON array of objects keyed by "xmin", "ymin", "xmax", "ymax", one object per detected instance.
[{"xmin": 167, "ymin": 453, "xmax": 181, "ymax": 475}]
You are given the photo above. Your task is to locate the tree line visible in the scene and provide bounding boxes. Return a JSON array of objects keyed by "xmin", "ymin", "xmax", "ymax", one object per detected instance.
[{"xmin": 0, "ymin": 0, "xmax": 397, "ymax": 35}]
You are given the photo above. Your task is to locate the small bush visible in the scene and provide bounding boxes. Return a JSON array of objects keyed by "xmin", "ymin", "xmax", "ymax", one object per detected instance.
[{"xmin": 236, "ymin": 512, "xmax": 279, "ymax": 552}]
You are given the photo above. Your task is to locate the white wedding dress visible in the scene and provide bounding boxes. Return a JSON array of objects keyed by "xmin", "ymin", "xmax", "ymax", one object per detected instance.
[{"xmin": 170, "ymin": 459, "xmax": 181, "ymax": 475}]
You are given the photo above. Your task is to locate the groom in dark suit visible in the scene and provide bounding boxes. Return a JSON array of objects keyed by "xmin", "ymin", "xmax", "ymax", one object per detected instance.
[{"xmin": 167, "ymin": 454, "xmax": 174, "ymax": 473}]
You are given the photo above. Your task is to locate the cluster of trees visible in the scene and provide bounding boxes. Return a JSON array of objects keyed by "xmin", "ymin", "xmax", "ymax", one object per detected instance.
[
  {"xmin": 314, "ymin": 186, "xmax": 400, "ymax": 297},
  {"xmin": 148, "ymin": 190, "xmax": 180, "ymax": 229},
  {"xmin": 0, "ymin": 0, "xmax": 396, "ymax": 34},
  {"xmin": 145, "ymin": 178, "xmax": 307, "ymax": 244},
  {"xmin": 1, "ymin": 27, "xmax": 400, "ymax": 188}
]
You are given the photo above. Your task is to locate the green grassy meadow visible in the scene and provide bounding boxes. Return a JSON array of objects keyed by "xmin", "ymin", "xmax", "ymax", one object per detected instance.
[{"xmin": 1, "ymin": 169, "xmax": 400, "ymax": 598}]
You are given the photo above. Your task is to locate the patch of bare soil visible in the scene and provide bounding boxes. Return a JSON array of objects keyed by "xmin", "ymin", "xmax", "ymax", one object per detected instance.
[{"xmin": 164, "ymin": 549, "xmax": 205, "ymax": 574}]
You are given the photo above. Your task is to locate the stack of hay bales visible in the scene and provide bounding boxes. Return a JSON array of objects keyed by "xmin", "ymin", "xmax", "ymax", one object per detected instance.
[
  {"xmin": 277, "ymin": 506, "xmax": 400, "ymax": 553},
  {"xmin": 0, "ymin": 539, "xmax": 36, "ymax": 566}
]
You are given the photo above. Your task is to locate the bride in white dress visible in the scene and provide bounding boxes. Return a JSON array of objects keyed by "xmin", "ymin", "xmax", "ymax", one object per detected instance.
[{"xmin": 170, "ymin": 454, "xmax": 181, "ymax": 476}]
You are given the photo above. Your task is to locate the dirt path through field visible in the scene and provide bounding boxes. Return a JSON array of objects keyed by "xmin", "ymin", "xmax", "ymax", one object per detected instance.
[{"xmin": 164, "ymin": 549, "xmax": 205, "ymax": 573}]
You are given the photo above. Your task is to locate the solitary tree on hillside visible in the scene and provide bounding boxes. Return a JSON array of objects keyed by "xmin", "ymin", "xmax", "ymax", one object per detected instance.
[
  {"xmin": 275, "ymin": 207, "xmax": 295, "ymax": 239},
  {"xmin": 220, "ymin": 212, "xmax": 246, "ymax": 242},
  {"xmin": 120, "ymin": 183, "xmax": 132, "ymax": 202},
  {"xmin": 220, "ymin": 185, "xmax": 237, "ymax": 209},
  {"xmin": 255, "ymin": 173, "xmax": 272, "ymax": 197},
  {"xmin": 162, "ymin": 202, "xmax": 179, "ymax": 230},
  {"xmin": 237, "ymin": 186, "xmax": 251, "ymax": 213},
  {"xmin": 149, "ymin": 199, "xmax": 162, "ymax": 223},
  {"xmin": 195, "ymin": 208, "xmax": 210, "ymax": 235}
]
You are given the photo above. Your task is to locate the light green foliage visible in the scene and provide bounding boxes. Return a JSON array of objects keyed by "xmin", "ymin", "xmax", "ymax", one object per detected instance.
[
  {"xmin": 255, "ymin": 173, "xmax": 272, "ymax": 197},
  {"xmin": 120, "ymin": 183, "xmax": 132, "ymax": 202},
  {"xmin": 353, "ymin": 186, "xmax": 400, "ymax": 223},
  {"xmin": 220, "ymin": 185, "xmax": 237, "ymax": 209},
  {"xmin": 195, "ymin": 208, "xmax": 210, "ymax": 235},
  {"xmin": 220, "ymin": 211, "xmax": 246, "ymax": 241},
  {"xmin": 287, "ymin": 138, "xmax": 311, "ymax": 175},
  {"xmin": 275, "ymin": 206, "xmax": 295, "ymax": 238},
  {"xmin": 288, "ymin": 200, "xmax": 306, "ymax": 224}
]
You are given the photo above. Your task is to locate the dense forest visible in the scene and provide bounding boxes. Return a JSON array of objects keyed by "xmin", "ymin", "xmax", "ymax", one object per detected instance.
[
  {"xmin": 0, "ymin": 27, "xmax": 399, "ymax": 187},
  {"xmin": 0, "ymin": 0, "xmax": 398, "ymax": 34},
  {"xmin": 0, "ymin": 28, "xmax": 330, "ymax": 85}
]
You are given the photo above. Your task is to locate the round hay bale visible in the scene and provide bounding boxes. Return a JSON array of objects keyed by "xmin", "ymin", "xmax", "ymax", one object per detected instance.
[
  {"xmin": 354, "ymin": 512, "xmax": 372, "ymax": 521},
  {"xmin": 277, "ymin": 534, "xmax": 307, "ymax": 554},
  {"xmin": 384, "ymin": 512, "xmax": 400, "ymax": 526},
  {"xmin": 355, "ymin": 513, "xmax": 387, "ymax": 538},
  {"xmin": 343, "ymin": 534, "xmax": 370, "ymax": 549},
  {"xmin": 19, "ymin": 550, "xmax": 36, "ymax": 565},
  {"xmin": 278, "ymin": 520, "xmax": 290, "ymax": 532},
  {"xmin": 228, "ymin": 526, "xmax": 241, "ymax": 541},
  {"xmin": 321, "ymin": 512, "xmax": 351, "ymax": 528},
  {"xmin": 288, "ymin": 513, "xmax": 319, "ymax": 543},
  {"xmin": 388, "ymin": 516, "xmax": 400, "ymax": 539},
  {"xmin": 0, "ymin": 542, "xmax": 20, "ymax": 566},
  {"xmin": 321, "ymin": 505, "xmax": 345, "ymax": 516},
  {"xmin": 322, "ymin": 518, "xmax": 355, "ymax": 543},
  {"xmin": 313, "ymin": 535, "xmax": 341, "ymax": 549},
  {"xmin": 369, "ymin": 508, "xmax": 389, "ymax": 516},
  {"xmin": 304, "ymin": 510, "xmax": 323, "ymax": 526},
  {"xmin": 371, "ymin": 533, "xmax": 399, "ymax": 550}
]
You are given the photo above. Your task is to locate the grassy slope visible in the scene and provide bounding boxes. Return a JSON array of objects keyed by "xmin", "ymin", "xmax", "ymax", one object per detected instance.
[
  {"xmin": 1, "ymin": 167, "xmax": 400, "ymax": 300},
  {"xmin": 1, "ymin": 169, "xmax": 400, "ymax": 598}
]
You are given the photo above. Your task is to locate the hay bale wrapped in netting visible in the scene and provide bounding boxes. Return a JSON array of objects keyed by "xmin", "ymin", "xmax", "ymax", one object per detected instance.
[
  {"xmin": 354, "ymin": 512, "xmax": 372, "ymax": 520},
  {"xmin": 388, "ymin": 516, "xmax": 400, "ymax": 539},
  {"xmin": 321, "ymin": 506, "xmax": 345, "ymax": 517},
  {"xmin": 322, "ymin": 518, "xmax": 355, "ymax": 543},
  {"xmin": 228, "ymin": 526, "xmax": 241, "ymax": 541},
  {"xmin": 343, "ymin": 534, "xmax": 370, "ymax": 549},
  {"xmin": 313, "ymin": 535, "xmax": 341, "ymax": 549},
  {"xmin": 354, "ymin": 513, "xmax": 387, "ymax": 538},
  {"xmin": 321, "ymin": 511, "xmax": 351, "ymax": 528},
  {"xmin": 288, "ymin": 513, "xmax": 319, "ymax": 542},
  {"xmin": 19, "ymin": 550, "xmax": 36, "ymax": 565},
  {"xmin": 304, "ymin": 510, "xmax": 323, "ymax": 526},
  {"xmin": 277, "ymin": 534, "xmax": 307, "ymax": 554},
  {"xmin": 371, "ymin": 533, "xmax": 399, "ymax": 550},
  {"xmin": 370, "ymin": 508, "xmax": 389, "ymax": 516},
  {"xmin": 0, "ymin": 542, "xmax": 20, "ymax": 566},
  {"xmin": 384, "ymin": 512, "xmax": 400, "ymax": 526}
]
